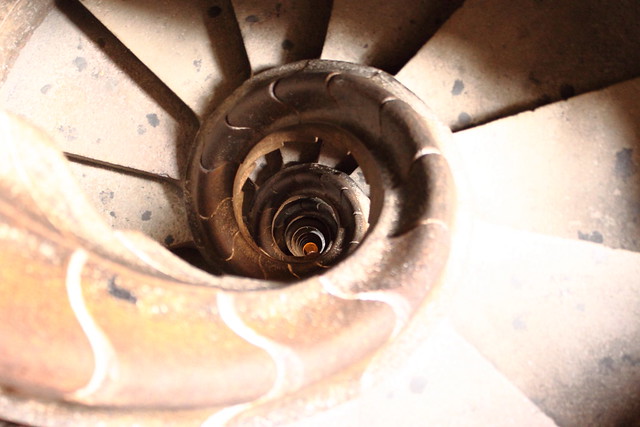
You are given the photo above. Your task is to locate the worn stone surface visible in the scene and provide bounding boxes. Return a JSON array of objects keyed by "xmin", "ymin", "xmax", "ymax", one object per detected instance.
[
  {"xmin": 297, "ymin": 321, "xmax": 555, "ymax": 427},
  {"xmin": 452, "ymin": 221, "xmax": 640, "ymax": 426},
  {"xmin": 68, "ymin": 162, "xmax": 192, "ymax": 247},
  {"xmin": 452, "ymin": 78, "xmax": 640, "ymax": 252},
  {"xmin": 0, "ymin": 4, "xmax": 198, "ymax": 180},
  {"xmin": 322, "ymin": 0, "xmax": 463, "ymax": 74},
  {"xmin": 232, "ymin": 0, "xmax": 332, "ymax": 73},
  {"xmin": 397, "ymin": 0, "xmax": 640, "ymax": 130},
  {"xmin": 78, "ymin": 0, "xmax": 250, "ymax": 119}
]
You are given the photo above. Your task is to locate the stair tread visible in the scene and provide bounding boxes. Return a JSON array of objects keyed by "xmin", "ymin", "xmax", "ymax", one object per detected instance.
[
  {"xmin": 68, "ymin": 162, "xmax": 191, "ymax": 247},
  {"xmin": 78, "ymin": 0, "xmax": 249, "ymax": 119},
  {"xmin": 452, "ymin": 77, "xmax": 640, "ymax": 252},
  {"xmin": 321, "ymin": 0, "xmax": 463, "ymax": 74},
  {"xmin": 232, "ymin": 0, "xmax": 331, "ymax": 73},
  {"xmin": 0, "ymin": 5, "xmax": 198, "ymax": 180},
  {"xmin": 397, "ymin": 0, "xmax": 640, "ymax": 130},
  {"xmin": 451, "ymin": 220, "xmax": 640, "ymax": 426},
  {"xmin": 296, "ymin": 320, "xmax": 555, "ymax": 427}
]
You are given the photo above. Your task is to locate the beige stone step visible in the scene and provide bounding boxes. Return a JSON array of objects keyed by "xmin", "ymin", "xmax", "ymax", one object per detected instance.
[
  {"xmin": 0, "ymin": 4, "xmax": 198, "ymax": 180},
  {"xmin": 451, "ymin": 220, "xmax": 640, "ymax": 426},
  {"xmin": 321, "ymin": 0, "xmax": 463, "ymax": 73},
  {"xmin": 452, "ymin": 77, "xmax": 640, "ymax": 251},
  {"xmin": 295, "ymin": 320, "xmax": 555, "ymax": 427},
  {"xmin": 397, "ymin": 0, "xmax": 640, "ymax": 130},
  {"xmin": 232, "ymin": 0, "xmax": 332, "ymax": 73},
  {"xmin": 78, "ymin": 0, "xmax": 249, "ymax": 119}
]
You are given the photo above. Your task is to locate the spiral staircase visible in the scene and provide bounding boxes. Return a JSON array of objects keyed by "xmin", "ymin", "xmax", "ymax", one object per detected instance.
[{"xmin": 1, "ymin": 0, "xmax": 640, "ymax": 425}]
